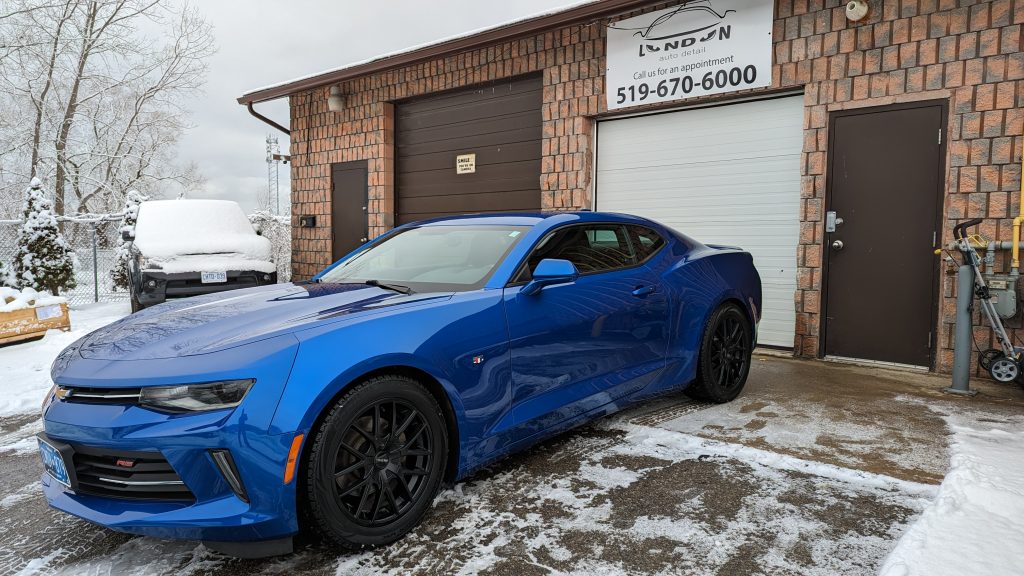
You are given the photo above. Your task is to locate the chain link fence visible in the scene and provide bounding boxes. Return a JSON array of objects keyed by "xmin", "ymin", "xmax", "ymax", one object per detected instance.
[
  {"xmin": 1, "ymin": 215, "xmax": 292, "ymax": 307},
  {"xmin": 1, "ymin": 220, "xmax": 128, "ymax": 306}
]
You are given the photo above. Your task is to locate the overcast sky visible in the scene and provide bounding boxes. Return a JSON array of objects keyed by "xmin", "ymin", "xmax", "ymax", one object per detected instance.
[{"xmin": 177, "ymin": 0, "xmax": 576, "ymax": 214}]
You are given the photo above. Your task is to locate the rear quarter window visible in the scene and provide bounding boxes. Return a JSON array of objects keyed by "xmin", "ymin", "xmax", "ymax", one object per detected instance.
[{"xmin": 628, "ymin": 225, "xmax": 666, "ymax": 262}]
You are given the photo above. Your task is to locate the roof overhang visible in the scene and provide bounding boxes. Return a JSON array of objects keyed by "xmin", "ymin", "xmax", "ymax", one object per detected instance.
[{"xmin": 237, "ymin": 0, "xmax": 654, "ymax": 105}]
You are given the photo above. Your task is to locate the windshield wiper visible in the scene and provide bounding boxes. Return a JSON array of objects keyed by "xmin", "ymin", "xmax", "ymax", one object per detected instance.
[{"xmin": 365, "ymin": 279, "xmax": 414, "ymax": 295}]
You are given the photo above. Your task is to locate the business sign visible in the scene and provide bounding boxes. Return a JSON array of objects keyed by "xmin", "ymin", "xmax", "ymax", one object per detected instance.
[
  {"xmin": 606, "ymin": 0, "xmax": 773, "ymax": 110},
  {"xmin": 456, "ymin": 153, "xmax": 476, "ymax": 174}
]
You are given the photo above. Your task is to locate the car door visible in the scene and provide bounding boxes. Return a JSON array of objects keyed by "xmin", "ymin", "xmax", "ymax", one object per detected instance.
[{"xmin": 502, "ymin": 223, "xmax": 670, "ymax": 436}]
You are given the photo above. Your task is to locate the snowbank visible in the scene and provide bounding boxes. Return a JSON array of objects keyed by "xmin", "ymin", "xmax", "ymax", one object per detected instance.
[
  {"xmin": 133, "ymin": 200, "xmax": 274, "ymax": 271},
  {"xmin": 879, "ymin": 412, "xmax": 1024, "ymax": 576},
  {"xmin": 0, "ymin": 302, "xmax": 127, "ymax": 417},
  {"xmin": 0, "ymin": 287, "xmax": 66, "ymax": 313}
]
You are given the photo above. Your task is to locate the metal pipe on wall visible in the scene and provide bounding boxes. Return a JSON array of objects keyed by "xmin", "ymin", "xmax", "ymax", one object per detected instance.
[
  {"xmin": 949, "ymin": 241, "xmax": 1024, "ymax": 273},
  {"xmin": 1010, "ymin": 124, "xmax": 1024, "ymax": 275},
  {"xmin": 986, "ymin": 241, "xmax": 1024, "ymax": 272}
]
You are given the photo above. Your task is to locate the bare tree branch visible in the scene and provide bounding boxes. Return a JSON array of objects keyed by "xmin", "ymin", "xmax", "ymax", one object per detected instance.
[{"xmin": 0, "ymin": 0, "xmax": 214, "ymax": 219}]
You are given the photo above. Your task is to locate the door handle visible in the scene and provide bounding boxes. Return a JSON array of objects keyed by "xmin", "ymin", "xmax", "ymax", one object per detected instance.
[
  {"xmin": 632, "ymin": 285, "xmax": 656, "ymax": 297},
  {"xmin": 832, "ymin": 240, "xmax": 844, "ymax": 251}
]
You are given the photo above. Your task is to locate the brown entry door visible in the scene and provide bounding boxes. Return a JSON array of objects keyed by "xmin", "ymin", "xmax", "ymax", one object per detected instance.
[
  {"xmin": 823, "ymin": 102, "xmax": 945, "ymax": 367},
  {"xmin": 332, "ymin": 161, "xmax": 368, "ymax": 261}
]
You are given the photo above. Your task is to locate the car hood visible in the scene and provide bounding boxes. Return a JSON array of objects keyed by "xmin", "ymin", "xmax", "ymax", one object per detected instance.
[{"xmin": 76, "ymin": 283, "xmax": 452, "ymax": 361}]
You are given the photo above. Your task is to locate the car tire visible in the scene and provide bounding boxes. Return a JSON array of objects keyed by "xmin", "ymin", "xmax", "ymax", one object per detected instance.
[
  {"xmin": 685, "ymin": 303, "xmax": 753, "ymax": 404},
  {"xmin": 304, "ymin": 375, "xmax": 448, "ymax": 550}
]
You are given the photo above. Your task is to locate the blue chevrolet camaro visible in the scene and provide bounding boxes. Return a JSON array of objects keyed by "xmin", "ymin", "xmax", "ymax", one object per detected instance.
[{"xmin": 38, "ymin": 212, "xmax": 760, "ymax": 557}]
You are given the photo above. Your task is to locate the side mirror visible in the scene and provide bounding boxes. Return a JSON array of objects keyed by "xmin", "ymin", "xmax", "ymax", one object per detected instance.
[
  {"xmin": 521, "ymin": 258, "xmax": 578, "ymax": 296},
  {"xmin": 121, "ymin": 229, "xmax": 135, "ymax": 242}
]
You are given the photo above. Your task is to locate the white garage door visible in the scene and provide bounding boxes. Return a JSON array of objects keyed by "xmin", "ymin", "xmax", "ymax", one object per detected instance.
[{"xmin": 595, "ymin": 96, "xmax": 803, "ymax": 347}]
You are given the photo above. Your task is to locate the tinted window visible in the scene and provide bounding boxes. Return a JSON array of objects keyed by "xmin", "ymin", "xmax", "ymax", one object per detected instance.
[
  {"xmin": 319, "ymin": 225, "xmax": 529, "ymax": 292},
  {"xmin": 515, "ymin": 224, "xmax": 636, "ymax": 281},
  {"xmin": 628, "ymin": 225, "xmax": 666, "ymax": 262}
]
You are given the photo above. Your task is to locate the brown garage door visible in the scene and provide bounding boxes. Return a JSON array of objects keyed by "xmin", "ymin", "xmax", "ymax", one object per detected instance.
[{"xmin": 396, "ymin": 75, "xmax": 542, "ymax": 225}]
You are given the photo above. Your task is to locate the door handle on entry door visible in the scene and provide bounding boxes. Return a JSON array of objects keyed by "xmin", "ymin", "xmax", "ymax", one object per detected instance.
[
  {"xmin": 832, "ymin": 240, "xmax": 845, "ymax": 251},
  {"xmin": 632, "ymin": 285, "xmax": 656, "ymax": 297}
]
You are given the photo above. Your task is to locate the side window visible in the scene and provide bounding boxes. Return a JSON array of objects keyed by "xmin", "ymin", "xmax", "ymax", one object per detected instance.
[
  {"xmin": 628, "ymin": 225, "xmax": 666, "ymax": 262},
  {"xmin": 514, "ymin": 224, "xmax": 636, "ymax": 282}
]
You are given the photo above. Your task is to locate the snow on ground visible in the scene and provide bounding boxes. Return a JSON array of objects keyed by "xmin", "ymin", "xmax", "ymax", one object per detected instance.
[
  {"xmin": 334, "ymin": 410, "xmax": 937, "ymax": 575},
  {"xmin": 879, "ymin": 407, "xmax": 1024, "ymax": 576},
  {"xmin": 0, "ymin": 302, "xmax": 128, "ymax": 418}
]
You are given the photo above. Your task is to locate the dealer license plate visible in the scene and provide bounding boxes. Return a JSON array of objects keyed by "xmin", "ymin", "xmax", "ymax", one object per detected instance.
[
  {"xmin": 201, "ymin": 271, "xmax": 227, "ymax": 284},
  {"xmin": 37, "ymin": 437, "xmax": 71, "ymax": 488}
]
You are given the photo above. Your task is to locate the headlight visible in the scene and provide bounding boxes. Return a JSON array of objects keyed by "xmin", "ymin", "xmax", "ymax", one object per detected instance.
[{"xmin": 139, "ymin": 379, "xmax": 255, "ymax": 413}]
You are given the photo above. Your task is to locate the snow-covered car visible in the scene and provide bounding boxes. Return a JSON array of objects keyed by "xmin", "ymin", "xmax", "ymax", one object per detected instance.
[{"xmin": 126, "ymin": 199, "xmax": 277, "ymax": 311}]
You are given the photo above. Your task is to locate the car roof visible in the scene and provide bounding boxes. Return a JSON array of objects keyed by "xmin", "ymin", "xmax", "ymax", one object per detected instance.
[{"xmin": 410, "ymin": 211, "xmax": 655, "ymax": 228}]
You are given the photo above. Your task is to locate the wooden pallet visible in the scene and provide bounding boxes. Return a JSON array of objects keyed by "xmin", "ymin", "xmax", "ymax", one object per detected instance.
[{"xmin": 0, "ymin": 303, "xmax": 71, "ymax": 345}]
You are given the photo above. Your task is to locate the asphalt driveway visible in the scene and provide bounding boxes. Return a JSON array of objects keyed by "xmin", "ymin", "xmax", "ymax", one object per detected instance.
[{"xmin": 2, "ymin": 356, "xmax": 1021, "ymax": 575}]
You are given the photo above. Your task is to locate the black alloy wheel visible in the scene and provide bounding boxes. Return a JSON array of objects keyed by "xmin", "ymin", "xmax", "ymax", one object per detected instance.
[
  {"xmin": 334, "ymin": 399, "xmax": 433, "ymax": 526},
  {"xmin": 305, "ymin": 375, "xmax": 447, "ymax": 549},
  {"xmin": 686, "ymin": 303, "xmax": 753, "ymax": 403}
]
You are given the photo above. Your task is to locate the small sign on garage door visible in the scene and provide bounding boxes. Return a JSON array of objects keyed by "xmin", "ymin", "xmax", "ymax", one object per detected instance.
[
  {"xmin": 605, "ymin": 0, "xmax": 772, "ymax": 110},
  {"xmin": 456, "ymin": 153, "xmax": 476, "ymax": 174}
]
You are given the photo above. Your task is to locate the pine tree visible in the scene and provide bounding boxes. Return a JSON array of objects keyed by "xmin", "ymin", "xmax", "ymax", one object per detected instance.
[
  {"xmin": 0, "ymin": 260, "xmax": 12, "ymax": 288},
  {"xmin": 13, "ymin": 178, "xmax": 76, "ymax": 296},
  {"xmin": 111, "ymin": 190, "xmax": 148, "ymax": 290}
]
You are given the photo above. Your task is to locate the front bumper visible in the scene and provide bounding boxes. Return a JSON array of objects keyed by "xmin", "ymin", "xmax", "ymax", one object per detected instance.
[
  {"xmin": 136, "ymin": 270, "xmax": 278, "ymax": 309},
  {"xmin": 40, "ymin": 335, "xmax": 304, "ymax": 546},
  {"xmin": 40, "ymin": 403, "xmax": 300, "ymax": 544}
]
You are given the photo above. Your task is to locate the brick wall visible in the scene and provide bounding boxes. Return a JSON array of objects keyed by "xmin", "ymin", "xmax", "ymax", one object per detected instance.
[
  {"xmin": 287, "ymin": 0, "xmax": 1023, "ymax": 372},
  {"xmin": 770, "ymin": 0, "xmax": 1022, "ymax": 371},
  {"xmin": 287, "ymin": 21, "xmax": 608, "ymax": 279}
]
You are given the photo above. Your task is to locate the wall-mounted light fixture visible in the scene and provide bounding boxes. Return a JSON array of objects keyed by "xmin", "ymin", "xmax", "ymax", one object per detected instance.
[
  {"xmin": 327, "ymin": 85, "xmax": 345, "ymax": 112},
  {"xmin": 845, "ymin": 0, "xmax": 869, "ymax": 21}
]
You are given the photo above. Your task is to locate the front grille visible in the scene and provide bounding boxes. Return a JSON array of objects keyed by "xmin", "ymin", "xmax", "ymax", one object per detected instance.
[
  {"xmin": 165, "ymin": 275, "xmax": 259, "ymax": 298},
  {"xmin": 72, "ymin": 445, "xmax": 194, "ymax": 502},
  {"xmin": 60, "ymin": 386, "xmax": 141, "ymax": 405}
]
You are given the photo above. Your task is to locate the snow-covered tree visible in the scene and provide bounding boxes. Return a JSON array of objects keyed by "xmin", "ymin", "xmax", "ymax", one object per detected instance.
[
  {"xmin": 111, "ymin": 189, "xmax": 147, "ymax": 290},
  {"xmin": 249, "ymin": 210, "xmax": 291, "ymax": 282},
  {"xmin": 12, "ymin": 178, "xmax": 76, "ymax": 295},
  {"xmin": 0, "ymin": 260, "xmax": 12, "ymax": 288}
]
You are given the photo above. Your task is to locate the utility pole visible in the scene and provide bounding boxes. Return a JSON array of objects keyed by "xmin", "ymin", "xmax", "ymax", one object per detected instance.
[
  {"xmin": 265, "ymin": 134, "xmax": 291, "ymax": 216},
  {"xmin": 266, "ymin": 134, "xmax": 280, "ymax": 215}
]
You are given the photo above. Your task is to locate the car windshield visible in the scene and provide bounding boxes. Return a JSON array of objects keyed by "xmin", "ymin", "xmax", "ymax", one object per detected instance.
[{"xmin": 318, "ymin": 225, "xmax": 530, "ymax": 292}]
